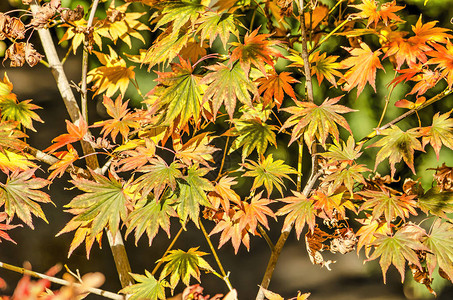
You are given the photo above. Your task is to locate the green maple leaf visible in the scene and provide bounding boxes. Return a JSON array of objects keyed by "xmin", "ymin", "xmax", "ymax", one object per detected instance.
[
  {"xmin": 323, "ymin": 163, "xmax": 369, "ymax": 196},
  {"xmin": 159, "ymin": 247, "xmax": 214, "ymax": 289},
  {"xmin": 423, "ymin": 218, "xmax": 453, "ymax": 281},
  {"xmin": 140, "ymin": 30, "xmax": 189, "ymax": 68},
  {"xmin": 202, "ymin": 63, "xmax": 257, "ymax": 118},
  {"xmin": 281, "ymin": 96, "xmax": 355, "ymax": 148},
  {"xmin": 125, "ymin": 196, "xmax": 175, "ymax": 246},
  {"xmin": 366, "ymin": 224, "xmax": 428, "ymax": 283},
  {"xmin": 229, "ymin": 118, "xmax": 277, "ymax": 160},
  {"xmin": 418, "ymin": 187, "xmax": 453, "ymax": 217},
  {"xmin": 120, "ymin": 270, "xmax": 167, "ymax": 300},
  {"xmin": 175, "ymin": 165, "xmax": 213, "ymax": 226},
  {"xmin": 0, "ymin": 169, "xmax": 51, "ymax": 229},
  {"xmin": 420, "ymin": 110, "xmax": 453, "ymax": 159},
  {"xmin": 155, "ymin": 0, "xmax": 205, "ymax": 32},
  {"xmin": 368, "ymin": 125, "xmax": 423, "ymax": 177},
  {"xmin": 276, "ymin": 191, "xmax": 316, "ymax": 239},
  {"xmin": 197, "ymin": 11, "xmax": 239, "ymax": 48},
  {"xmin": 61, "ymin": 171, "xmax": 129, "ymax": 246},
  {"xmin": 150, "ymin": 58, "xmax": 203, "ymax": 128},
  {"xmin": 134, "ymin": 158, "xmax": 183, "ymax": 200},
  {"xmin": 321, "ymin": 136, "xmax": 363, "ymax": 163},
  {"xmin": 359, "ymin": 189, "xmax": 418, "ymax": 225},
  {"xmin": 0, "ymin": 98, "xmax": 43, "ymax": 131},
  {"xmin": 242, "ymin": 154, "xmax": 297, "ymax": 197}
]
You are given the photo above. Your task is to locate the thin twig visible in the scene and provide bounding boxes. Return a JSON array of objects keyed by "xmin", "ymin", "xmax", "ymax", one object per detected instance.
[
  {"xmin": 151, "ymin": 226, "xmax": 184, "ymax": 276},
  {"xmin": 358, "ymin": 87, "xmax": 453, "ymax": 146},
  {"xmin": 258, "ymin": 224, "xmax": 275, "ymax": 251},
  {"xmin": 0, "ymin": 261, "xmax": 124, "ymax": 300},
  {"xmin": 80, "ymin": 0, "xmax": 100, "ymax": 122}
]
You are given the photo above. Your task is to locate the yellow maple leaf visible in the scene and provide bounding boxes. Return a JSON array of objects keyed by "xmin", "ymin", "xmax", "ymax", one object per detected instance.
[{"xmin": 87, "ymin": 46, "xmax": 135, "ymax": 97}]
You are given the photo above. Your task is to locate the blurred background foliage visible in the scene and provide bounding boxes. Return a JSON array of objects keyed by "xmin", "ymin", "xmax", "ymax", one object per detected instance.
[{"xmin": 1, "ymin": 0, "xmax": 453, "ymax": 299}]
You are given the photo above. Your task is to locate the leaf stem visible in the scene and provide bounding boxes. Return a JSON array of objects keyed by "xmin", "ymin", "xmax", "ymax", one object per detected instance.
[
  {"xmin": 198, "ymin": 218, "xmax": 234, "ymax": 292},
  {"xmin": 0, "ymin": 261, "xmax": 124, "ymax": 300},
  {"xmin": 151, "ymin": 226, "xmax": 184, "ymax": 276},
  {"xmin": 258, "ymin": 223, "xmax": 275, "ymax": 251}
]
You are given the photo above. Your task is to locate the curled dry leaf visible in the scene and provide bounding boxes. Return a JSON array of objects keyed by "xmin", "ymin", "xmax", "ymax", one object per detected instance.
[
  {"xmin": 24, "ymin": 43, "xmax": 43, "ymax": 67},
  {"xmin": 61, "ymin": 5, "xmax": 85, "ymax": 23},
  {"xmin": 30, "ymin": 3, "xmax": 57, "ymax": 29},
  {"xmin": 430, "ymin": 163, "xmax": 453, "ymax": 192},
  {"xmin": 4, "ymin": 42, "xmax": 26, "ymax": 67},
  {"xmin": 0, "ymin": 14, "xmax": 25, "ymax": 40}
]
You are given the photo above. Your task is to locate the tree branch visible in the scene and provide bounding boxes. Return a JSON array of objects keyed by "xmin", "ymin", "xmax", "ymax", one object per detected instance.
[
  {"xmin": 30, "ymin": 0, "xmax": 133, "ymax": 288},
  {"xmin": 0, "ymin": 261, "xmax": 125, "ymax": 300}
]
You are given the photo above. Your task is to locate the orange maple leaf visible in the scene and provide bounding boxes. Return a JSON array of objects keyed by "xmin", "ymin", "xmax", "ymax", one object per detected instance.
[
  {"xmin": 351, "ymin": 0, "xmax": 403, "ymax": 28},
  {"xmin": 340, "ymin": 41, "xmax": 384, "ymax": 96},
  {"xmin": 44, "ymin": 119, "xmax": 88, "ymax": 154},
  {"xmin": 230, "ymin": 28, "xmax": 282, "ymax": 74},
  {"xmin": 428, "ymin": 41, "xmax": 453, "ymax": 87},
  {"xmin": 256, "ymin": 70, "xmax": 298, "ymax": 109}
]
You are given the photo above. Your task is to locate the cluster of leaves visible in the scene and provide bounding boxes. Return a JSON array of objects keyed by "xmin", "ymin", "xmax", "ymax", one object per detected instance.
[{"xmin": 1, "ymin": 0, "xmax": 453, "ymax": 299}]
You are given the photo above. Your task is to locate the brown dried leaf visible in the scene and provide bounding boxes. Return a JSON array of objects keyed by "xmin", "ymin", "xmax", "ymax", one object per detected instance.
[
  {"xmin": 61, "ymin": 5, "xmax": 85, "ymax": 23},
  {"xmin": 4, "ymin": 42, "xmax": 25, "ymax": 67},
  {"xmin": 24, "ymin": 43, "xmax": 43, "ymax": 67}
]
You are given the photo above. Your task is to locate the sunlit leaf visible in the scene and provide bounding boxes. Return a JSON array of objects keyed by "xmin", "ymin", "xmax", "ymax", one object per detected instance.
[
  {"xmin": 44, "ymin": 119, "xmax": 88, "ymax": 154},
  {"xmin": 423, "ymin": 219, "xmax": 453, "ymax": 281},
  {"xmin": 256, "ymin": 70, "xmax": 298, "ymax": 109},
  {"xmin": 154, "ymin": 0, "xmax": 206, "ymax": 32},
  {"xmin": 159, "ymin": 247, "xmax": 214, "ymax": 288},
  {"xmin": 366, "ymin": 224, "xmax": 428, "ymax": 283},
  {"xmin": 197, "ymin": 11, "xmax": 239, "ymax": 48},
  {"xmin": 276, "ymin": 191, "xmax": 316, "ymax": 239},
  {"xmin": 0, "ymin": 169, "xmax": 51, "ymax": 229},
  {"xmin": 419, "ymin": 110, "xmax": 453, "ymax": 159},
  {"xmin": 0, "ymin": 98, "xmax": 43, "ymax": 131},
  {"xmin": 87, "ymin": 46, "xmax": 135, "ymax": 97},
  {"xmin": 242, "ymin": 154, "xmax": 297, "ymax": 197},
  {"xmin": 119, "ymin": 270, "xmax": 167, "ymax": 300},
  {"xmin": 0, "ymin": 212, "xmax": 20, "ymax": 244}
]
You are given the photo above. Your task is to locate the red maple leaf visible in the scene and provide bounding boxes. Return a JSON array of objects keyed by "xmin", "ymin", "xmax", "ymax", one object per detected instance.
[
  {"xmin": 256, "ymin": 70, "xmax": 298, "ymax": 109},
  {"xmin": 44, "ymin": 119, "xmax": 88, "ymax": 154}
]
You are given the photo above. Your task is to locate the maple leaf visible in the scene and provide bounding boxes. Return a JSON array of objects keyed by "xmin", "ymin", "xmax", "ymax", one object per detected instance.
[
  {"xmin": 417, "ymin": 187, "xmax": 453, "ymax": 217},
  {"xmin": 256, "ymin": 70, "xmax": 298, "ymax": 109},
  {"xmin": 119, "ymin": 270, "xmax": 167, "ymax": 300},
  {"xmin": 87, "ymin": 46, "xmax": 135, "ymax": 97},
  {"xmin": 116, "ymin": 139, "xmax": 156, "ymax": 172},
  {"xmin": 149, "ymin": 58, "xmax": 203, "ymax": 128},
  {"xmin": 159, "ymin": 247, "xmax": 214, "ymax": 289},
  {"xmin": 236, "ymin": 192, "xmax": 275, "ymax": 233},
  {"xmin": 228, "ymin": 117, "xmax": 277, "ymax": 160},
  {"xmin": 355, "ymin": 216, "xmax": 392, "ymax": 257},
  {"xmin": 0, "ymin": 212, "xmax": 21, "ymax": 244},
  {"xmin": 368, "ymin": 125, "xmax": 423, "ymax": 176},
  {"xmin": 0, "ymin": 73, "xmax": 13, "ymax": 97},
  {"xmin": 419, "ymin": 110, "xmax": 453, "ymax": 159},
  {"xmin": 125, "ymin": 196, "xmax": 175, "ymax": 246},
  {"xmin": 261, "ymin": 287, "xmax": 284, "ymax": 300},
  {"xmin": 340, "ymin": 41, "xmax": 384, "ymax": 96},
  {"xmin": 322, "ymin": 163, "xmax": 369, "ymax": 196},
  {"xmin": 359, "ymin": 188, "xmax": 418, "ymax": 225},
  {"xmin": 0, "ymin": 150, "xmax": 36, "ymax": 173},
  {"xmin": 208, "ymin": 176, "xmax": 241, "ymax": 212},
  {"xmin": 410, "ymin": 17, "xmax": 452, "ymax": 46},
  {"xmin": 175, "ymin": 165, "xmax": 214, "ymax": 225},
  {"xmin": 230, "ymin": 28, "xmax": 281, "ymax": 74},
  {"xmin": 197, "ymin": 11, "xmax": 239, "ymax": 48},
  {"xmin": 0, "ymin": 97, "xmax": 43, "ymax": 131},
  {"xmin": 202, "ymin": 63, "xmax": 257, "ymax": 118},
  {"xmin": 141, "ymin": 29, "xmax": 189, "ymax": 69},
  {"xmin": 174, "ymin": 132, "xmax": 219, "ymax": 167},
  {"xmin": 350, "ymin": 0, "xmax": 403, "ymax": 28},
  {"xmin": 92, "ymin": 95, "xmax": 140, "ymax": 142},
  {"xmin": 179, "ymin": 39, "xmax": 207, "ymax": 63},
  {"xmin": 427, "ymin": 41, "xmax": 453, "ymax": 87},
  {"xmin": 242, "ymin": 154, "xmax": 297, "ymax": 197},
  {"xmin": 209, "ymin": 213, "xmax": 251, "ymax": 253},
  {"xmin": 99, "ymin": 3, "xmax": 150, "ymax": 49},
  {"xmin": 281, "ymin": 96, "xmax": 355, "ymax": 148},
  {"xmin": 287, "ymin": 50, "xmax": 342, "ymax": 87},
  {"xmin": 321, "ymin": 136, "xmax": 363, "ymax": 164},
  {"xmin": 423, "ymin": 218, "xmax": 453, "ymax": 281},
  {"xmin": 154, "ymin": 0, "xmax": 206, "ymax": 32},
  {"xmin": 276, "ymin": 191, "xmax": 316, "ymax": 239},
  {"xmin": 133, "ymin": 158, "xmax": 183, "ymax": 200},
  {"xmin": 366, "ymin": 224, "xmax": 428, "ymax": 283},
  {"xmin": 47, "ymin": 144, "xmax": 79, "ymax": 181},
  {"xmin": 311, "ymin": 191, "xmax": 347, "ymax": 221},
  {"xmin": 44, "ymin": 119, "xmax": 88, "ymax": 154},
  {"xmin": 59, "ymin": 171, "xmax": 129, "ymax": 253},
  {"xmin": 0, "ymin": 169, "xmax": 51, "ymax": 229},
  {"xmin": 0, "ymin": 121, "xmax": 27, "ymax": 154}
]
